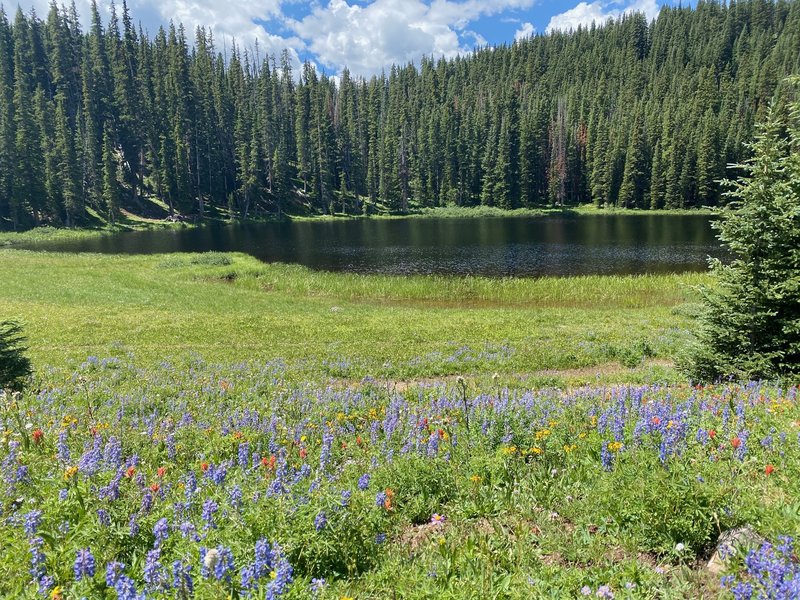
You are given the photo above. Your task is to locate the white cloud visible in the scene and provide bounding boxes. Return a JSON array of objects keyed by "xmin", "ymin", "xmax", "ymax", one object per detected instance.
[
  {"xmin": 288, "ymin": 0, "xmax": 537, "ymax": 76},
  {"xmin": 15, "ymin": 0, "xmax": 543, "ymax": 76},
  {"xmin": 514, "ymin": 21, "xmax": 535, "ymax": 41},
  {"xmin": 17, "ymin": 0, "xmax": 306, "ymax": 71},
  {"xmin": 546, "ymin": 0, "xmax": 660, "ymax": 33}
]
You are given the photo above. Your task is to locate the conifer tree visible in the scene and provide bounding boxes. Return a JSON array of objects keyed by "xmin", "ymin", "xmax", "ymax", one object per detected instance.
[
  {"xmin": 685, "ymin": 82, "xmax": 800, "ymax": 381},
  {"xmin": 102, "ymin": 123, "xmax": 120, "ymax": 223}
]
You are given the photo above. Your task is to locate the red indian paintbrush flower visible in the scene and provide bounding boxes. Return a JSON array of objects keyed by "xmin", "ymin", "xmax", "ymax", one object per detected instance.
[
  {"xmin": 32, "ymin": 429, "xmax": 44, "ymax": 445},
  {"xmin": 731, "ymin": 437, "xmax": 742, "ymax": 449},
  {"xmin": 765, "ymin": 464, "xmax": 775, "ymax": 475}
]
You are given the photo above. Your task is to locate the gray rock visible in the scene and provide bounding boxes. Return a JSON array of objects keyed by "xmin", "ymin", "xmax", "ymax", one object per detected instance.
[{"xmin": 707, "ymin": 526, "xmax": 767, "ymax": 576}]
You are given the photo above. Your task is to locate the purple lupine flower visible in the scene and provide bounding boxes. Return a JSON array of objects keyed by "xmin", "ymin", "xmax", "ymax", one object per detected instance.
[
  {"xmin": 144, "ymin": 548, "xmax": 168, "ymax": 591},
  {"xmin": 266, "ymin": 546, "xmax": 293, "ymax": 597},
  {"xmin": 427, "ymin": 430, "xmax": 440, "ymax": 456},
  {"xmin": 106, "ymin": 561, "xmax": 125, "ymax": 587},
  {"xmin": 56, "ymin": 431, "xmax": 70, "ymax": 463},
  {"xmin": 319, "ymin": 427, "xmax": 334, "ymax": 472},
  {"xmin": 114, "ymin": 574, "xmax": 142, "ymax": 600},
  {"xmin": 103, "ymin": 436, "xmax": 123, "ymax": 468},
  {"xmin": 129, "ymin": 514, "xmax": 139, "ymax": 537},
  {"xmin": 179, "ymin": 521, "xmax": 199, "ymax": 541},
  {"xmin": 183, "ymin": 471, "xmax": 197, "ymax": 500},
  {"xmin": 314, "ymin": 512, "xmax": 327, "ymax": 532},
  {"xmin": 358, "ymin": 473, "xmax": 370, "ymax": 490},
  {"xmin": 238, "ymin": 442, "xmax": 250, "ymax": 469},
  {"xmin": 600, "ymin": 441, "xmax": 614, "ymax": 471},
  {"xmin": 229, "ymin": 485, "xmax": 243, "ymax": 509},
  {"xmin": 78, "ymin": 439, "xmax": 102, "ymax": 476},
  {"xmin": 58, "ymin": 488, "xmax": 68, "ymax": 501},
  {"xmin": 213, "ymin": 546, "xmax": 234, "ymax": 581},
  {"xmin": 23, "ymin": 509, "xmax": 43, "ymax": 537},
  {"xmin": 721, "ymin": 537, "xmax": 800, "ymax": 599},
  {"xmin": 166, "ymin": 434, "xmax": 177, "ymax": 460},
  {"xmin": 240, "ymin": 564, "xmax": 257, "ymax": 591},
  {"xmin": 310, "ymin": 578, "xmax": 326, "ymax": 594},
  {"xmin": 74, "ymin": 548, "xmax": 96, "ymax": 580},
  {"xmin": 341, "ymin": 490, "xmax": 351, "ymax": 507},
  {"xmin": 153, "ymin": 518, "xmax": 169, "ymax": 547},
  {"xmin": 172, "ymin": 560, "xmax": 193, "ymax": 595},
  {"xmin": 141, "ymin": 490, "xmax": 154, "ymax": 513},
  {"xmin": 375, "ymin": 533, "xmax": 387, "ymax": 544},
  {"xmin": 202, "ymin": 499, "xmax": 219, "ymax": 528},
  {"xmin": 595, "ymin": 584, "xmax": 614, "ymax": 598},
  {"xmin": 28, "ymin": 537, "xmax": 46, "ymax": 583},
  {"xmin": 254, "ymin": 538, "xmax": 272, "ymax": 578},
  {"xmin": 97, "ymin": 509, "xmax": 111, "ymax": 527},
  {"xmin": 210, "ymin": 462, "xmax": 228, "ymax": 486}
]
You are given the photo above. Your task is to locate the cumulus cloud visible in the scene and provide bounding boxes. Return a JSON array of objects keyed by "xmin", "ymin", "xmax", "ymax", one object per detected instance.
[
  {"xmin": 546, "ymin": 0, "xmax": 660, "ymax": 33},
  {"xmin": 515, "ymin": 21, "xmax": 535, "ymax": 41},
  {"xmin": 287, "ymin": 0, "xmax": 537, "ymax": 75},
  {"xmin": 16, "ymin": 0, "xmax": 543, "ymax": 76}
]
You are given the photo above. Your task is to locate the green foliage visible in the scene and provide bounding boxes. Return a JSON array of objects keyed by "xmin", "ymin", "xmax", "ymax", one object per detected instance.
[
  {"xmin": 597, "ymin": 456, "xmax": 734, "ymax": 556},
  {"xmin": 0, "ymin": 320, "xmax": 31, "ymax": 390},
  {"xmin": 1, "ymin": 1, "xmax": 799, "ymax": 228},
  {"xmin": 685, "ymin": 79, "xmax": 800, "ymax": 381}
]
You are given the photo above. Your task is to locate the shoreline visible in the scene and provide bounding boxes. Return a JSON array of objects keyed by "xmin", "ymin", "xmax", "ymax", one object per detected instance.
[{"xmin": 0, "ymin": 204, "xmax": 717, "ymax": 246}]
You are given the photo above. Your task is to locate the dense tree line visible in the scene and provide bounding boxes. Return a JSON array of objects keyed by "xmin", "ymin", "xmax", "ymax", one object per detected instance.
[{"xmin": 0, "ymin": 0, "xmax": 798, "ymax": 229}]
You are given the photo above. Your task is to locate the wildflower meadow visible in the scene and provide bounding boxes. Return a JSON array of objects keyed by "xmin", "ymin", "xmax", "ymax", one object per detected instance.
[{"xmin": 2, "ymin": 357, "xmax": 799, "ymax": 598}]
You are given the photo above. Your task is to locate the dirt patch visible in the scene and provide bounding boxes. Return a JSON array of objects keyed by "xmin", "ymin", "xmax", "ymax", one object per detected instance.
[
  {"xmin": 398, "ymin": 522, "xmax": 447, "ymax": 552},
  {"xmin": 527, "ymin": 359, "xmax": 675, "ymax": 380},
  {"xmin": 330, "ymin": 359, "xmax": 676, "ymax": 393}
]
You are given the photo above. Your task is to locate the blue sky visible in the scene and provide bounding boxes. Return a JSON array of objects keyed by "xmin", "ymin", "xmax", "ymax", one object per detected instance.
[{"xmin": 14, "ymin": 0, "xmax": 690, "ymax": 75}]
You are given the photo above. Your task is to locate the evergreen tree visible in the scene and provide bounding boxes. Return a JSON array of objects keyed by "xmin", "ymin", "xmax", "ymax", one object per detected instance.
[
  {"xmin": 0, "ymin": 321, "xmax": 32, "ymax": 391},
  {"xmin": 684, "ymin": 82, "xmax": 800, "ymax": 381},
  {"xmin": 0, "ymin": 0, "xmax": 797, "ymax": 227},
  {"xmin": 618, "ymin": 112, "xmax": 648, "ymax": 208},
  {"xmin": 102, "ymin": 123, "xmax": 120, "ymax": 223}
]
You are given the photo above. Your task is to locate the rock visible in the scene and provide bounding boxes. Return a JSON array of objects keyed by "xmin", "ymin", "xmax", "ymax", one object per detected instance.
[{"xmin": 707, "ymin": 526, "xmax": 767, "ymax": 576}]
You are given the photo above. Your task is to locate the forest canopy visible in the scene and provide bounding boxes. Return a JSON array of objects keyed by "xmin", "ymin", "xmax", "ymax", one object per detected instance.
[{"xmin": 0, "ymin": 0, "xmax": 798, "ymax": 229}]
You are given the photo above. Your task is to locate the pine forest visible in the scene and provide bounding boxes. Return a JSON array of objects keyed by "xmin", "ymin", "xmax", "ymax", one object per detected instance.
[{"xmin": 0, "ymin": 0, "xmax": 798, "ymax": 229}]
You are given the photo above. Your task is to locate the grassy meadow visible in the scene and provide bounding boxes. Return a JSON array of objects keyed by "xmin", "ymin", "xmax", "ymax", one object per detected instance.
[
  {"xmin": 0, "ymin": 248, "xmax": 706, "ymax": 385},
  {"xmin": 2, "ymin": 246, "xmax": 798, "ymax": 599}
]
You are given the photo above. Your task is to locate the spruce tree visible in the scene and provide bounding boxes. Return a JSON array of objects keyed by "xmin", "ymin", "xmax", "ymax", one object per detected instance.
[
  {"xmin": 102, "ymin": 123, "xmax": 120, "ymax": 223},
  {"xmin": 684, "ymin": 82, "xmax": 800, "ymax": 381},
  {"xmin": 0, "ymin": 321, "xmax": 32, "ymax": 391}
]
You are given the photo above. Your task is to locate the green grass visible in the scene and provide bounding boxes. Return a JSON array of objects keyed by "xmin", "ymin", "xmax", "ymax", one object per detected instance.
[
  {"xmin": 6, "ymin": 248, "xmax": 798, "ymax": 600},
  {"xmin": 0, "ymin": 220, "xmax": 190, "ymax": 248},
  {"xmin": 0, "ymin": 249, "xmax": 707, "ymax": 384}
]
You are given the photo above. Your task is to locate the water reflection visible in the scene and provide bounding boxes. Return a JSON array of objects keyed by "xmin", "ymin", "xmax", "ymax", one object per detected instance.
[{"xmin": 23, "ymin": 214, "xmax": 722, "ymax": 277}]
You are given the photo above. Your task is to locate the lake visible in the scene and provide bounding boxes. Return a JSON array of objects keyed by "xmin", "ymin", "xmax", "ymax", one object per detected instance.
[{"xmin": 23, "ymin": 214, "xmax": 721, "ymax": 277}]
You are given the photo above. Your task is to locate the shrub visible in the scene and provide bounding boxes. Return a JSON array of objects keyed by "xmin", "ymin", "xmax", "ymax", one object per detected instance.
[{"xmin": 0, "ymin": 320, "xmax": 32, "ymax": 390}]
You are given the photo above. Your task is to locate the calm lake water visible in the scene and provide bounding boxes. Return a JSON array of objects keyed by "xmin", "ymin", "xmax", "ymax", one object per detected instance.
[{"xmin": 25, "ymin": 214, "xmax": 721, "ymax": 277}]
